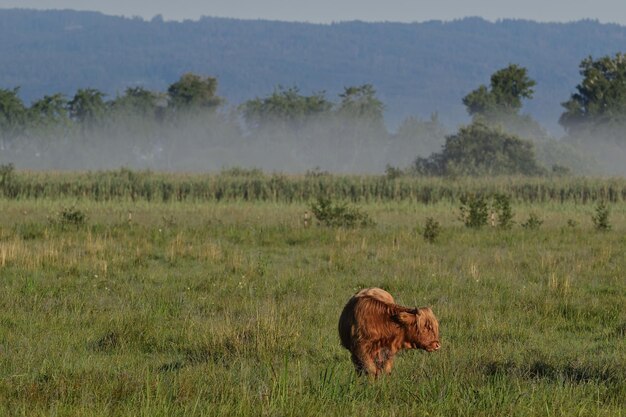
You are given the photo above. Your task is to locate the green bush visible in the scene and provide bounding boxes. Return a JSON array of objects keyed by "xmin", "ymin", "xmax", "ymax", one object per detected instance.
[
  {"xmin": 309, "ymin": 197, "xmax": 373, "ymax": 227},
  {"xmin": 384, "ymin": 164, "xmax": 404, "ymax": 180},
  {"xmin": 459, "ymin": 194, "xmax": 489, "ymax": 228},
  {"xmin": 50, "ymin": 206, "xmax": 87, "ymax": 228},
  {"xmin": 592, "ymin": 201, "xmax": 611, "ymax": 231},
  {"xmin": 422, "ymin": 217, "xmax": 441, "ymax": 243},
  {"xmin": 492, "ymin": 193, "xmax": 514, "ymax": 229},
  {"xmin": 0, "ymin": 163, "xmax": 16, "ymax": 197},
  {"xmin": 412, "ymin": 122, "xmax": 545, "ymax": 176},
  {"xmin": 521, "ymin": 212, "xmax": 543, "ymax": 230}
]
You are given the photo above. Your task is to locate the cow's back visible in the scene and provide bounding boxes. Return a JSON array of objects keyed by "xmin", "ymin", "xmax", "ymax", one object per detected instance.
[
  {"xmin": 354, "ymin": 288, "xmax": 394, "ymax": 304},
  {"xmin": 338, "ymin": 288, "xmax": 395, "ymax": 351}
]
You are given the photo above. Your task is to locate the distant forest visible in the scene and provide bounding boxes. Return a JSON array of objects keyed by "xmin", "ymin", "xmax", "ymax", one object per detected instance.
[{"xmin": 1, "ymin": 9, "xmax": 626, "ymax": 133}]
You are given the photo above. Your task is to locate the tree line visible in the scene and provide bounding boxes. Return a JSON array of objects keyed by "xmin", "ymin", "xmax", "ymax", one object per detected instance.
[{"xmin": 1, "ymin": 53, "xmax": 625, "ymax": 174}]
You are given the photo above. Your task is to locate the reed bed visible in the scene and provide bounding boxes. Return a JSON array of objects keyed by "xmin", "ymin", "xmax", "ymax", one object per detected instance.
[{"xmin": 2, "ymin": 168, "xmax": 626, "ymax": 203}]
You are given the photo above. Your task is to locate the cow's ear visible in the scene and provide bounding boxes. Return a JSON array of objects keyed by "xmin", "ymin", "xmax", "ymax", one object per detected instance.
[
  {"xmin": 394, "ymin": 311, "xmax": 416, "ymax": 326},
  {"xmin": 418, "ymin": 307, "xmax": 433, "ymax": 315}
]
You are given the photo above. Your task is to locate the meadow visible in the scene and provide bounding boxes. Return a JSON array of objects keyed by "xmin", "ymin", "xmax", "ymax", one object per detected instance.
[{"xmin": 0, "ymin": 172, "xmax": 624, "ymax": 416}]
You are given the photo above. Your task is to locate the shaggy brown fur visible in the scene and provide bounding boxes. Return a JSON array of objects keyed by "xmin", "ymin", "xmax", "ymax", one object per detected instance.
[
  {"xmin": 338, "ymin": 288, "xmax": 440, "ymax": 377},
  {"xmin": 354, "ymin": 287, "xmax": 395, "ymax": 304}
]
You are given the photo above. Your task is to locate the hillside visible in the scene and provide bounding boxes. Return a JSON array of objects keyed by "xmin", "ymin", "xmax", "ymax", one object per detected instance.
[{"xmin": 1, "ymin": 9, "xmax": 626, "ymax": 132}]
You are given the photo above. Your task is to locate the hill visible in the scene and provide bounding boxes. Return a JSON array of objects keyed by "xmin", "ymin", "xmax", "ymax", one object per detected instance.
[{"xmin": 1, "ymin": 9, "xmax": 626, "ymax": 132}]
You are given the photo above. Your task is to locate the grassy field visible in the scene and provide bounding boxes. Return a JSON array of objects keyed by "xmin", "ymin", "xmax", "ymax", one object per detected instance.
[{"xmin": 0, "ymin": 188, "xmax": 624, "ymax": 416}]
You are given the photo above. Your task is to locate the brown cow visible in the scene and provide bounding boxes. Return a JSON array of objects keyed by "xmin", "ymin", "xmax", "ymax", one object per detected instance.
[{"xmin": 338, "ymin": 288, "xmax": 440, "ymax": 377}]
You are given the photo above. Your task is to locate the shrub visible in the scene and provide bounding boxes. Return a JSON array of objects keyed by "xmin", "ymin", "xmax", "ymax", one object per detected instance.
[
  {"xmin": 15, "ymin": 222, "xmax": 47, "ymax": 240},
  {"xmin": 412, "ymin": 122, "xmax": 545, "ymax": 176},
  {"xmin": 492, "ymin": 193, "xmax": 514, "ymax": 229},
  {"xmin": 384, "ymin": 165, "xmax": 404, "ymax": 180},
  {"xmin": 592, "ymin": 201, "xmax": 611, "ymax": 231},
  {"xmin": 50, "ymin": 206, "xmax": 87, "ymax": 228},
  {"xmin": 309, "ymin": 197, "xmax": 373, "ymax": 228},
  {"xmin": 551, "ymin": 165, "xmax": 571, "ymax": 176},
  {"xmin": 459, "ymin": 194, "xmax": 489, "ymax": 228},
  {"xmin": 0, "ymin": 163, "xmax": 16, "ymax": 197},
  {"xmin": 422, "ymin": 217, "xmax": 441, "ymax": 243},
  {"xmin": 521, "ymin": 212, "xmax": 543, "ymax": 230}
]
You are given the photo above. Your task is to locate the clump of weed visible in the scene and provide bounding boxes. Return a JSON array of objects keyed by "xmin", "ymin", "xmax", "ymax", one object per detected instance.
[
  {"xmin": 162, "ymin": 214, "xmax": 177, "ymax": 228},
  {"xmin": 551, "ymin": 165, "xmax": 571, "ymax": 176},
  {"xmin": 91, "ymin": 331, "xmax": 121, "ymax": 353},
  {"xmin": 422, "ymin": 217, "xmax": 441, "ymax": 243},
  {"xmin": 16, "ymin": 222, "xmax": 47, "ymax": 240},
  {"xmin": 566, "ymin": 219, "xmax": 578, "ymax": 228},
  {"xmin": 0, "ymin": 163, "xmax": 16, "ymax": 198},
  {"xmin": 384, "ymin": 165, "xmax": 404, "ymax": 180},
  {"xmin": 219, "ymin": 167, "xmax": 263, "ymax": 177},
  {"xmin": 310, "ymin": 197, "xmax": 374, "ymax": 227},
  {"xmin": 592, "ymin": 201, "xmax": 611, "ymax": 231},
  {"xmin": 49, "ymin": 206, "xmax": 87, "ymax": 229},
  {"xmin": 491, "ymin": 193, "xmax": 514, "ymax": 229},
  {"xmin": 305, "ymin": 167, "xmax": 330, "ymax": 177},
  {"xmin": 459, "ymin": 194, "xmax": 489, "ymax": 228},
  {"xmin": 521, "ymin": 212, "xmax": 543, "ymax": 230}
]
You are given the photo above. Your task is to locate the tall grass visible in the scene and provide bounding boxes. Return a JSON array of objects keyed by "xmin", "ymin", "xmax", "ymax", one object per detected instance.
[{"xmin": 2, "ymin": 167, "xmax": 626, "ymax": 203}]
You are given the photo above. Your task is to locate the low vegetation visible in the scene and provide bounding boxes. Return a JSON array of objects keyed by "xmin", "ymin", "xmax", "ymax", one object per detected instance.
[{"xmin": 309, "ymin": 197, "xmax": 374, "ymax": 227}]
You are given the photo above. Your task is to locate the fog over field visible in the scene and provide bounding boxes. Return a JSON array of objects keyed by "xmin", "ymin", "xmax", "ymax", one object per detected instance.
[
  {"xmin": 2, "ymin": 107, "xmax": 626, "ymax": 175},
  {"xmin": 0, "ymin": 112, "xmax": 432, "ymax": 173}
]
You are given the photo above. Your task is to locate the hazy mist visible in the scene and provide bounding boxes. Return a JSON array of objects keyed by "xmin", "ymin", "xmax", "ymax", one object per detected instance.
[
  {"xmin": 2, "ymin": 108, "xmax": 625, "ymax": 176},
  {"xmin": 0, "ymin": 110, "xmax": 444, "ymax": 174}
]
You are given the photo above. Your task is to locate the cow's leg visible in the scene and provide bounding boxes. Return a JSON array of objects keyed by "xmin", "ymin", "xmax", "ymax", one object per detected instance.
[
  {"xmin": 382, "ymin": 352, "xmax": 395, "ymax": 375},
  {"xmin": 350, "ymin": 353, "xmax": 365, "ymax": 375},
  {"xmin": 353, "ymin": 346, "xmax": 377, "ymax": 377},
  {"xmin": 373, "ymin": 347, "xmax": 388, "ymax": 375}
]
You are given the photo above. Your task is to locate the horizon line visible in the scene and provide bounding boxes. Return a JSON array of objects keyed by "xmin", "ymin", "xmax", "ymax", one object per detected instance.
[{"xmin": 2, "ymin": 7, "xmax": 624, "ymax": 27}]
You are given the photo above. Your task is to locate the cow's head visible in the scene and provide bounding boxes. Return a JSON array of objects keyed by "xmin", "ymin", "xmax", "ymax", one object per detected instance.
[{"xmin": 394, "ymin": 307, "xmax": 440, "ymax": 352}]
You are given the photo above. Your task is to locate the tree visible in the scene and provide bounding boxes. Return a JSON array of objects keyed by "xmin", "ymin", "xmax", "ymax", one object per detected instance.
[
  {"xmin": 68, "ymin": 88, "xmax": 107, "ymax": 126},
  {"xmin": 333, "ymin": 84, "xmax": 388, "ymax": 171},
  {"xmin": 462, "ymin": 64, "xmax": 549, "ymax": 143},
  {"xmin": 167, "ymin": 73, "xmax": 222, "ymax": 112},
  {"xmin": 28, "ymin": 93, "xmax": 69, "ymax": 127},
  {"xmin": 26, "ymin": 93, "xmax": 71, "ymax": 152},
  {"xmin": 337, "ymin": 84, "xmax": 384, "ymax": 123},
  {"xmin": 0, "ymin": 87, "xmax": 27, "ymax": 149},
  {"xmin": 412, "ymin": 121, "xmax": 544, "ymax": 176},
  {"xmin": 240, "ymin": 86, "xmax": 331, "ymax": 130},
  {"xmin": 394, "ymin": 114, "xmax": 446, "ymax": 151},
  {"xmin": 463, "ymin": 64, "xmax": 536, "ymax": 118},
  {"xmin": 462, "ymin": 85, "xmax": 495, "ymax": 117},
  {"xmin": 559, "ymin": 53, "xmax": 626, "ymax": 132},
  {"xmin": 388, "ymin": 113, "xmax": 447, "ymax": 166},
  {"xmin": 111, "ymin": 87, "xmax": 163, "ymax": 119}
]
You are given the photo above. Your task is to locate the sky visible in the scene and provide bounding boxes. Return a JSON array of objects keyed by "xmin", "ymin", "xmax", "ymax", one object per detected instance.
[{"xmin": 1, "ymin": 0, "xmax": 626, "ymax": 24}]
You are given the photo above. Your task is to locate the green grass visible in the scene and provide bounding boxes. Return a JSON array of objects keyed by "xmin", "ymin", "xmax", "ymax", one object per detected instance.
[{"xmin": 0, "ymin": 198, "xmax": 624, "ymax": 416}]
